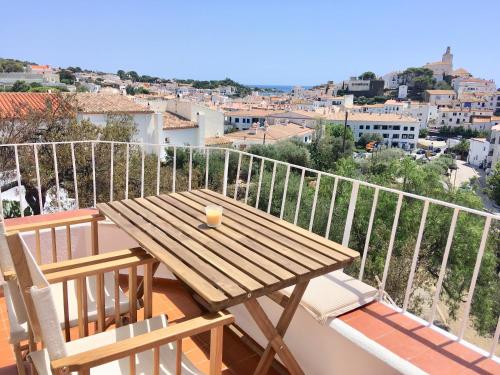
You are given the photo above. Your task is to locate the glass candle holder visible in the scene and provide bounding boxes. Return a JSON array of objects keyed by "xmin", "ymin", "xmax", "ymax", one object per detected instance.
[{"xmin": 205, "ymin": 205, "xmax": 223, "ymax": 228}]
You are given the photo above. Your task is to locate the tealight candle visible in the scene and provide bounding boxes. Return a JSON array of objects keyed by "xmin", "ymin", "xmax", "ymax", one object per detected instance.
[{"xmin": 205, "ymin": 205, "xmax": 223, "ymax": 228}]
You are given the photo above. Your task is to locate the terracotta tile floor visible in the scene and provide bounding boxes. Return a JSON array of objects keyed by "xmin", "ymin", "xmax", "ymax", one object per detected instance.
[
  {"xmin": 0, "ymin": 279, "xmax": 282, "ymax": 375},
  {"xmin": 339, "ymin": 301, "xmax": 500, "ymax": 375}
]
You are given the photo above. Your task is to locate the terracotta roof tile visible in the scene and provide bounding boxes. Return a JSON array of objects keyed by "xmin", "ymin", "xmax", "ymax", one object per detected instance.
[
  {"xmin": 0, "ymin": 92, "xmax": 58, "ymax": 118},
  {"xmin": 226, "ymin": 123, "xmax": 313, "ymax": 142},
  {"xmin": 205, "ymin": 136, "xmax": 233, "ymax": 145},
  {"xmin": 163, "ymin": 111, "xmax": 197, "ymax": 129},
  {"xmin": 74, "ymin": 93, "xmax": 153, "ymax": 114}
]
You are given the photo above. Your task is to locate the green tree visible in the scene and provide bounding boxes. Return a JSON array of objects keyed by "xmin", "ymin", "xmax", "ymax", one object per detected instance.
[
  {"xmin": 125, "ymin": 85, "xmax": 135, "ymax": 95},
  {"xmin": 357, "ymin": 132, "xmax": 383, "ymax": 147},
  {"xmin": 117, "ymin": 70, "xmax": 127, "ymax": 80},
  {"xmin": 11, "ymin": 80, "xmax": 30, "ymax": 92},
  {"xmin": 487, "ymin": 162, "xmax": 500, "ymax": 205},
  {"xmin": 358, "ymin": 71, "xmax": 376, "ymax": 80},
  {"xmin": 59, "ymin": 69, "xmax": 76, "ymax": 85},
  {"xmin": 127, "ymin": 71, "xmax": 139, "ymax": 82}
]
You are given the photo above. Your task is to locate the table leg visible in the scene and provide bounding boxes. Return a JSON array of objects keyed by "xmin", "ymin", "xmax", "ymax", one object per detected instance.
[{"xmin": 244, "ymin": 280, "xmax": 309, "ymax": 375}]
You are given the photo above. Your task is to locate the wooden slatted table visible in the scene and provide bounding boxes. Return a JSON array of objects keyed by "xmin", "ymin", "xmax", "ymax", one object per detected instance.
[{"xmin": 97, "ymin": 189, "xmax": 359, "ymax": 375}]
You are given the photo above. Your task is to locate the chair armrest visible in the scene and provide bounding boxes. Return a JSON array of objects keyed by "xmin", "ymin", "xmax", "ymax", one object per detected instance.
[
  {"xmin": 44, "ymin": 249, "xmax": 156, "ymax": 283},
  {"xmin": 50, "ymin": 312, "xmax": 234, "ymax": 372}
]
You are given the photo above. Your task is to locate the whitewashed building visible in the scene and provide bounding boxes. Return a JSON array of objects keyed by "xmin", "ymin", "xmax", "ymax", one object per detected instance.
[
  {"xmin": 467, "ymin": 138, "xmax": 489, "ymax": 168},
  {"xmin": 326, "ymin": 112, "xmax": 420, "ymax": 150}
]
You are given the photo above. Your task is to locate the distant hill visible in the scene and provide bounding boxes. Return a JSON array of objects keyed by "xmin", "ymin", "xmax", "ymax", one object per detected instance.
[{"xmin": 0, "ymin": 58, "xmax": 37, "ymax": 73}]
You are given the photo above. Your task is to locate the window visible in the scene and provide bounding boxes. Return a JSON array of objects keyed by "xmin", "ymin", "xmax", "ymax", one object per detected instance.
[
  {"xmin": 382, "ymin": 125, "xmax": 388, "ymax": 130},
  {"xmin": 402, "ymin": 134, "xmax": 408, "ymax": 139},
  {"xmin": 404, "ymin": 126, "xmax": 408, "ymax": 131},
  {"xmin": 164, "ymin": 137, "xmax": 170, "ymax": 143},
  {"xmin": 410, "ymin": 127, "xmax": 414, "ymax": 131},
  {"xmin": 393, "ymin": 126, "xmax": 400, "ymax": 130},
  {"xmin": 235, "ymin": 118, "xmax": 240, "ymax": 123},
  {"xmin": 358, "ymin": 132, "xmax": 363, "ymax": 137},
  {"xmin": 374, "ymin": 125, "xmax": 380, "ymax": 130},
  {"xmin": 366, "ymin": 125, "xmax": 371, "ymax": 130},
  {"xmin": 408, "ymin": 134, "xmax": 414, "ymax": 139},
  {"xmin": 383, "ymin": 133, "xmax": 389, "ymax": 138},
  {"xmin": 359, "ymin": 125, "xmax": 364, "ymax": 129},
  {"xmin": 392, "ymin": 134, "xmax": 399, "ymax": 138}
]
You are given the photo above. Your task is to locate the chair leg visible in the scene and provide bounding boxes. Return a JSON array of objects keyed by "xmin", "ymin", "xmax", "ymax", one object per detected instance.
[{"xmin": 13, "ymin": 343, "xmax": 27, "ymax": 375}]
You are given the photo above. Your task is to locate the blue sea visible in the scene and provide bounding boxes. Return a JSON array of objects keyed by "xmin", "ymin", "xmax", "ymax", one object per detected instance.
[{"xmin": 246, "ymin": 84, "xmax": 313, "ymax": 93}]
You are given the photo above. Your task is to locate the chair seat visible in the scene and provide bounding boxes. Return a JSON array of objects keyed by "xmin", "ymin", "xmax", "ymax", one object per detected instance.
[
  {"xmin": 30, "ymin": 315, "xmax": 203, "ymax": 375},
  {"xmin": 6, "ymin": 272, "xmax": 130, "ymax": 344}
]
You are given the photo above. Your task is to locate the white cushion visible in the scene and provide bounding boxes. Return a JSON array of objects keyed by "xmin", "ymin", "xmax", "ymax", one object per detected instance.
[
  {"xmin": 3, "ymin": 281, "xmax": 29, "ymax": 344},
  {"xmin": 282, "ymin": 270, "xmax": 377, "ymax": 324},
  {"xmin": 30, "ymin": 315, "xmax": 203, "ymax": 375},
  {"xmin": 30, "ymin": 285, "xmax": 68, "ymax": 360}
]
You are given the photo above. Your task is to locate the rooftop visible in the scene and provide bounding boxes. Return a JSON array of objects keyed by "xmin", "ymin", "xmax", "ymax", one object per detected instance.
[
  {"xmin": 162, "ymin": 111, "xmax": 197, "ymax": 129},
  {"xmin": 225, "ymin": 123, "xmax": 313, "ymax": 142},
  {"xmin": 426, "ymin": 90, "xmax": 456, "ymax": 95},
  {"xmin": 75, "ymin": 93, "xmax": 154, "ymax": 114},
  {"xmin": 0, "ymin": 93, "xmax": 58, "ymax": 118},
  {"xmin": 327, "ymin": 111, "xmax": 419, "ymax": 123}
]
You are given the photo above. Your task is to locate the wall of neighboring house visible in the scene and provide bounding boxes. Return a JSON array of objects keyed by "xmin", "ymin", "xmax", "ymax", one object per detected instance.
[{"xmin": 467, "ymin": 140, "xmax": 489, "ymax": 167}]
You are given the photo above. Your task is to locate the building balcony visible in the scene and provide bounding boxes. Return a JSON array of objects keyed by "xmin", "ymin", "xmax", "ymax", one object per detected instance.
[{"xmin": 0, "ymin": 140, "xmax": 499, "ymax": 374}]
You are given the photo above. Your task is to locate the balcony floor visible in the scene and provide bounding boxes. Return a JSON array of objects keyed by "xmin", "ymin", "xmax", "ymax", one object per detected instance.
[{"xmin": 0, "ymin": 279, "xmax": 282, "ymax": 375}]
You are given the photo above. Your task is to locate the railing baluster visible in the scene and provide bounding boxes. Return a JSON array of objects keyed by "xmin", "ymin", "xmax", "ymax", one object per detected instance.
[
  {"xmin": 342, "ymin": 181, "xmax": 359, "ymax": 247},
  {"xmin": 70, "ymin": 142, "xmax": 79, "ymax": 209},
  {"xmin": 380, "ymin": 193, "xmax": 403, "ymax": 292},
  {"xmin": 156, "ymin": 144, "xmax": 161, "ymax": 195},
  {"xmin": 51, "ymin": 227, "xmax": 57, "ymax": 262},
  {"xmin": 255, "ymin": 158, "xmax": 265, "ymax": 209},
  {"xmin": 234, "ymin": 153, "xmax": 242, "ymax": 200},
  {"xmin": 188, "ymin": 146, "xmax": 193, "ymax": 191},
  {"xmin": 125, "ymin": 143, "xmax": 129, "ymax": 200},
  {"xmin": 109, "ymin": 142, "xmax": 114, "ymax": 201},
  {"xmin": 458, "ymin": 216, "xmax": 491, "ymax": 340},
  {"xmin": 222, "ymin": 149, "xmax": 229, "ymax": 196},
  {"xmin": 114, "ymin": 269, "xmax": 121, "ymax": 328},
  {"xmin": 66, "ymin": 225, "xmax": 72, "ymax": 260},
  {"xmin": 308, "ymin": 173, "xmax": 321, "ymax": 231},
  {"xmin": 280, "ymin": 165, "xmax": 290, "ymax": 219},
  {"xmin": 490, "ymin": 316, "xmax": 500, "ymax": 358},
  {"xmin": 359, "ymin": 188, "xmax": 379, "ymax": 281},
  {"xmin": 52, "ymin": 143, "xmax": 61, "ymax": 211},
  {"xmin": 140, "ymin": 145, "xmax": 145, "ymax": 198},
  {"xmin": 77, "ymin": 276, "xmax": 88, "ymax": 337},
  {"xmin": 244, "ymin": 155, "xmax": 253, "ymax": 204},
  {"xmin": 129, "ymin": 266, "xmax": 137, "ymax": 323},
  {"xmin": 402, "ymin": 200, "xmax": 429, "ymax": 311},
  {"xmin": 429, "ymin": 207, "xmax": 460, "ymax": 324},
  {"xmin": 14, "ymin": 145, "xmax": 24, "ymax": 217},
  {"xmin": 172, "ymin": 146, "xmax": 177, "ymax": 193},
  {"xmin": 205, "ymin": 148, "xmax": 210, "ymax": 189},
  {"xmin": 294, "ymin": 168, "xmax": 305, "ymax": 225},
  {"xmin": 267, "ymin": 162, "xmax": 277, "ymax": 214},
  {"xmin": 92, "ymin": 142, "xmax": 96, "ymax": 207},
  {"xmin": 33, "ymin": 144, "xmax": 43, "ymax": 214},
  {"xmin": 324, "ymin": 177, "xmax": 339, "ymax": 239}
]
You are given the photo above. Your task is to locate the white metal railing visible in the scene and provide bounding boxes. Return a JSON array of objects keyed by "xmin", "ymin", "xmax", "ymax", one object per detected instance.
[{"xmin": 0, "ymin": 140, "xmax": 499, "ymax": 358}]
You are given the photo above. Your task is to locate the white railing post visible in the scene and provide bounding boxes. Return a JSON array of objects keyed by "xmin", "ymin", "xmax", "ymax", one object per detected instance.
[
  {"xmin": 109, "ymin": 142, "xmax": 114, "ymax": 201},
  {"xmin": 140, "ymin": 145, "xmax": 145, "ymax": 198},
  {"xmin": 267, "ymin": 162, "xmax": 277, "ymax": 214},
  {"xmin": 380, "ymin": 193, "xmax": 403, "ymax": 292},
  {"xmin": 342, "ymin": 181, "xmax": 359, "ymax": 247},
  {"xmin": 33, "ymin": 144, "xmax": 43, "ymax": 214},
  {"xmin": 14, "ymin": 145, "xmax": 24, "ymax": 217},
  {"xmin": 308, "ymin": 173, "xmax": 321, "ymax": 231},
  {"xmin": 70, "ymin": 142, "xmax": 79, "ymax": 208},
  {"xmin": 294, "ymin": 168, "xmax": 305, "ymax": 225},
  {"xmin": 234, "ymin": 153, "xmax": 242, "ymax": 200},
  {"xmin": 125, "ymin": 143, "xmax": 129, "ymax": 200},
  {"xmin": 92, "ymin": 141, "xmax": 96, "ymax": 207},
  {"xmin": 429, "ymin": 207, "xmax": 460, "ymax": 324},
  {"xmin": 458, "ymin": 216, "xmax": 491, "ymax": 340},
  {"xmin": 222, "ymin": 149, "xmax": 229, "ymax": 196},
  {"xmin": 402, "ymin": 200, "xmax": 429, "ymax": 311},
  {"xmin": 188, "ymin": 146, "xmax": 193, "ymax": 191},
  {"xmin": 324, "ymin": 177, "xmax": 338, "ymax": 239},
  {"xmin": 156, "ymin": 144, "xmax": 161, "ymax": 195},
  {"xmin": 255, "ymin": 158, "xmax": 264, "ymax": 208},
  {"xmin": 359, "ymin": 188, "xmax": 379, "ymax": 281},
  {"xmin": 490, "ymin": 316, "xmax": 500, "ymax": 358},
  {"xmin": 172, "ymin": 146, "xmax": 176, "ymax": 193},
  {"xmin": 280, "ymin": 165, "xmax": 290, "ymax": 219},
  {"xmin": 205, "ymin": 148, "xmax": 210, "ymax": 189},
  {"xmin": 52, "ymin": 143, "xmax": 61, "ymax": 211},
  {"xmin": 244, "ymin": 155, "xmax": 253, "ymax": 204}
]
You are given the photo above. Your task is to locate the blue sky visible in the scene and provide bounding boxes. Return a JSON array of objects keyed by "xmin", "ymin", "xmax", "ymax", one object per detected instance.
[{"xmin": 1, "ymin": 0, "xmax": 499, "ymax": 86}]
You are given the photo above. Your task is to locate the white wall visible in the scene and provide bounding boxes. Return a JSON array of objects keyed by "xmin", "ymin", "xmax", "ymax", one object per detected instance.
[{"xmin": 468, "ymin": 140, "xmax": 489, "ymax": 167}]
